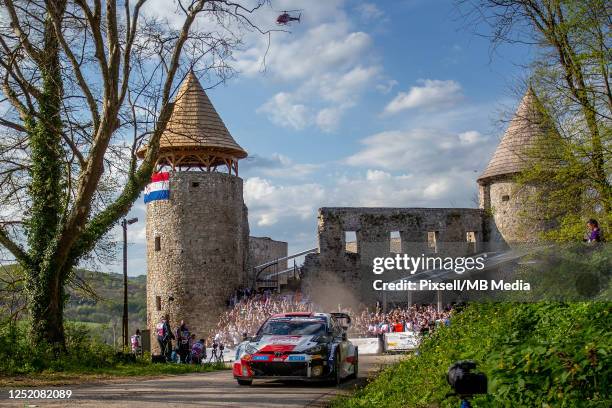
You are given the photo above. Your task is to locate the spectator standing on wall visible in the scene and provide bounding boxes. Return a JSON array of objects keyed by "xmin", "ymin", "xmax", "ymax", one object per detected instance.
[{"xmin": 586, "ymin": 219, "xmax": 603, "ymax": 243}]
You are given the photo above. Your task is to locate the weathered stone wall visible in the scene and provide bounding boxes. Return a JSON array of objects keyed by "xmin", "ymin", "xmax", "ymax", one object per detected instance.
[
  {"xmin": 302, "ymin": 207, "xmax": 486, "ymax": 307},
  {"xmin": 480, "ymin": 177, "xmax": 544, "ymax": 244},
  {"xmin": 248, "ymin": 236, "xmax": 288, "ymax": 284},
  {"xmin": 146, "ymin": 172, "xmax": 248, "ymax": 354}
]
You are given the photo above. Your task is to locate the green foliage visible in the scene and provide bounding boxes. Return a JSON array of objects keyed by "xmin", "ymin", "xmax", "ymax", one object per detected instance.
[
  {"xmin": 508, "ymin": 244, "xmax": 612, "ymax": 302},
  {"xmin": 0, "ymin": 321, "xmax": 223, "ymax": 378},
  {"xmin": 1, "ymin": 267, "xmax": 147, "ymax": 345},
  {"xmin": 333, "ymin": 302, "xmax": 611, "ymax": 408}
]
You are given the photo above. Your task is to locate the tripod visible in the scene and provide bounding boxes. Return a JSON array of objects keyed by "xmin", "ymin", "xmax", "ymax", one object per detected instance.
[{"xmin": 208, "ymin": 344, "xmax": 224, "ymax": 363}]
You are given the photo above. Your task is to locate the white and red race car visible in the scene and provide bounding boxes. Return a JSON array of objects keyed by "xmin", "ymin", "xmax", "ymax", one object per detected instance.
[{"xmin": 233, "ymin": 312, "xmax": 358, "ymax": 386}]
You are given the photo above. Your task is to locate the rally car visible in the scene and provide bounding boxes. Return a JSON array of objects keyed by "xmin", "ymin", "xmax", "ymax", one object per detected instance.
[{"xmin": 233, "ymin": 312, "xmax": 358, "ymax": 386}]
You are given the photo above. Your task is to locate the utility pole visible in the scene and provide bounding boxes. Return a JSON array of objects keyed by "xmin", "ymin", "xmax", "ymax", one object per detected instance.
[{"xmin": 122, "ymin": 217, "xmax": 138, "ymax": 350}]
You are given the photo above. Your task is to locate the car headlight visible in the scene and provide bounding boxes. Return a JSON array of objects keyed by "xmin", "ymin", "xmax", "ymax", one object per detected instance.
[
  {"xmin": 245, "ymin": 344, "xmax": 259, "ymax": 355},
  {"xmin": 304, "ymin": 344, "xmax": 326, "ymax": 355}
]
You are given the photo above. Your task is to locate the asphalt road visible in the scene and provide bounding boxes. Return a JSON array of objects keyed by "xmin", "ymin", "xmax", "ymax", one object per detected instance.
[{"xmin": 0, "ymin": 354, "xmax": 404, "ymax": 408}]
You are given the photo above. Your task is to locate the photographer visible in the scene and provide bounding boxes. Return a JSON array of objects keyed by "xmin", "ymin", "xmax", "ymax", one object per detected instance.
[{"xmin": 447, "ymin": 361, "xmax": 487, "ymax": 408}]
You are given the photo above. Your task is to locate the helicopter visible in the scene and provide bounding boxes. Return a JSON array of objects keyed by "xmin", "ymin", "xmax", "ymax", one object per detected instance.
[{"xmin": 276, "ymin": 10, "xmax": 302, "ymax": 25}]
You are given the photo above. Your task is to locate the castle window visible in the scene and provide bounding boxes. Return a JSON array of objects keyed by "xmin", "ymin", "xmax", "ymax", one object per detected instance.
[
  {"xmin": 191, "ymin": 182, "xmax": 200, "ymax": 188},
  {"xmin": 155, "ymin": 236, "xmax": 161, "ymax": 251},
  {"xmin": 466, "ymin": 231, "xmax": 477, "ymax": 254},
  {"xmin": 502, "ymin": 195, "xmax": 510, "ymax": 202},
  {"xmin": 345, "ymin": 231, "xmax": 358, "ymax": 253},
  {"xmin": 428, "ymin": 231, "xmax": 439, "ymax": 253},
  {"xmin": 390, "ymin": 231, "xmax": 401, "ymax": 253},
  {"xmin": 155, "ymin": 296, "xmax": 161, "ymax": 311}
]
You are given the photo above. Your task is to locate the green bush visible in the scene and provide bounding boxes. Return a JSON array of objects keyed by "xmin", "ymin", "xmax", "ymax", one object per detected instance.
[
  {"xmin": 333, "ymin": 302, "xmax": 611, "ymax": 408},
  {"xmin": 0, "ymin": 321, "xmax": 118, "ymax": 375},
  {"xmin": 0, "ymin": 321, "xmax": 226, "ymax": 378}
]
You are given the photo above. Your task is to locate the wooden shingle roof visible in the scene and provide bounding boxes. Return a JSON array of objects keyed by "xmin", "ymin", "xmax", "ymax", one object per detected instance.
[
  {"xmin": 138, "ymin": 71, "xmax": 247, "ymax": 161},
  {"xmin": 478, "ymin": 88, "xmax": 549, "ymax": 184}
]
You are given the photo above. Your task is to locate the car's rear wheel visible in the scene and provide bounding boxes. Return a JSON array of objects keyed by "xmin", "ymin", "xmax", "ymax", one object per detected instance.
[{"xmin": 237, "ymin": 379, "xmax": 252, "ymax": 386}]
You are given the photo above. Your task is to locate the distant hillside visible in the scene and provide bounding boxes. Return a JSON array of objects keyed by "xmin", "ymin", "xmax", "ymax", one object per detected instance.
[
  {"xmin": 65, "ymin": 270, "xmax": 146, "ymax": 326},
  {"xmin": 0, "ymin": 266, "xmax": 147, "ymax": 345}
]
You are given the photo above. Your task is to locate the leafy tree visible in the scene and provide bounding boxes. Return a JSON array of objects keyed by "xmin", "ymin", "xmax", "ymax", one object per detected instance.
[
  {"xmin": 459, "ymin": 0, "xmax": 611, "ymax": 239},
  {"xmin": 0, "ymin": 0, "xmax": 271, "ymax": 351}
]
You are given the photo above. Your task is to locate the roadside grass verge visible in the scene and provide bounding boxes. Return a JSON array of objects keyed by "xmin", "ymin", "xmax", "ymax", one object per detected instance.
[
  {"xmin": 0, "ymin": 321, "xmax": 227, "ymax": 387},
  {"xmin": 0, "ymin": 361, "xmax": 227, "ymax": 387}
]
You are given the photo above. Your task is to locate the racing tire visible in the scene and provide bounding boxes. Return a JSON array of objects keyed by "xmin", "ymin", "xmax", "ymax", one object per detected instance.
[
  {"xmin": 349, "ymin": 347, "xmax": 358, "ymax": 380},
  {"xmin": 333, "ymin": 351, "xmax": 342, "ymax": 386},
  {"xmin": 237, "ymin": 379, "xmax": 252, "ymax": 386}
]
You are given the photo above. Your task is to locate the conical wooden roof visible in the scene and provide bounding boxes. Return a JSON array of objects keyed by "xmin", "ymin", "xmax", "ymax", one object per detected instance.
[
  {"xmin": 138, "ymin": 71, "xmax": 247, "ymax": 161},
  {"xmin": 478, "ymin": 88, "xmax": 550, "ymax": 183}
]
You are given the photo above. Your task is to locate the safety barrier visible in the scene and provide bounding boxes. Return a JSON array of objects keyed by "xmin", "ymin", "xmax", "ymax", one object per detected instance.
[
  {"xmin": 349, "ymin": 337, "xmax": 381, "ymax": 355},
  {"xmin": 383, "ymin": 332, "xmax": 419, "ymax": 351}
]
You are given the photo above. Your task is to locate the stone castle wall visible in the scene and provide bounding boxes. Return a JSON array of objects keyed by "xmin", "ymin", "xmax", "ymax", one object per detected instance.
[
  {"xmin": 146, "ymin": 172, "xmax": 248, "ymax": 353},
  {"xmin": 480, "ymin": 176, "xmax": 544, "ymax": 244},
  {"xmin": 248, "ymin": 237, "xmax": 288, "ymax": 284},
  {"xmin": 301, "ymin": 207, "xmax": 486, "ymax": 307}
]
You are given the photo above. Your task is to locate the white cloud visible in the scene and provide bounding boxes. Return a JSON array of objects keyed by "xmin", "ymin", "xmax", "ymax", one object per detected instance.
[
  {"xmin": 316, "ymin": 107, "xmax": 343, "ymax": 132},
  {"xmin": 458, "ymin": 130, "xmax": 483, "ymax": 145},
  {"xmin": 320, "ymin": 65, "xmax": 380, "ymax": 103},
  {"xmin": 356, "ymin": 3, "xmax": 385, "ymax": 20},
  {"xmin": 240, "ymin": 3, "xmax": 383, "ymax": 132},
  {"xmin": 236, "ymin": 23, "xmax": 372, "ymax": 81},
  {"xmin": 242, "ymin": 153, "xmax": 321, "ymax": 179},
  {"xmin": 331, "ymin": 171, "xmax": 466, "ymax": 207},
  {"xmin": 384, "ymin": 79, "xmax": 464, "ymax": 114},
  {"xmin": 345, "ymin": 128, "xmax": 494, "ymax": 174},
  {"xmin": 244, "ymin": 177, "xmax": 326, "ymax": 226},
  {"xmin": 258, "ymin": 64, "xmax": 379, "ymax": 132},
  {"xmin": 376, "ymin": 79, "xmax": 398, "ymax": 94},
  {"xmin": 256, "ymin": 92, "xmax": 311, "ymax": 130},
  {"xmin": 365, "ymin": 169, "xmax": 392, "ymax": 181}
]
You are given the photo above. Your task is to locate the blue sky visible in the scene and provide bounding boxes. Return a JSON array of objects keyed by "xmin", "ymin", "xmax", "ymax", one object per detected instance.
[{"xmin": 108, "ymin": 0, "xmax": 533, "ymax": 276}]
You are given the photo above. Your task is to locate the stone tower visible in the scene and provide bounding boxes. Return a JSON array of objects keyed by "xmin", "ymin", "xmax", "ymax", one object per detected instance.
[
  {"xmin": 138, "ymin": 72, "xmax": 249, "ymax": 353},
  {"xmin": 478, "ymin": 88, "xmax": 552, "ymax": 244}
]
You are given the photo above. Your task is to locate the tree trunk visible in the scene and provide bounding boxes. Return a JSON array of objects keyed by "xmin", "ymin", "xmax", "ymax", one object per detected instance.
[
  {"xmin": 26, "ymin": 264, "xmax": 67, "ymax": 351},
  {"xmin": 25, "ymin": 5, "xmax": 67, "ymax": 350}
]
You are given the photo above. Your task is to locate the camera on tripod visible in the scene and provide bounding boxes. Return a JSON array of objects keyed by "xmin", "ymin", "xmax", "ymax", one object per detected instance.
[{"xmin": 447, "ymin": 360, "xmax": 487, "ymax": 398}]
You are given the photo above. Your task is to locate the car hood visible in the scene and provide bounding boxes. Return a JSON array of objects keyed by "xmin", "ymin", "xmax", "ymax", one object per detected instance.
[{"xmin": 247, "ymin": 335, "xmax": 321, "ymax": 353}]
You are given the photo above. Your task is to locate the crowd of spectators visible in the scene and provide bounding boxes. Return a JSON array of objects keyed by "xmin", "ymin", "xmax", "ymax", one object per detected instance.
[
  {"xmin": 348, "ymin": 304, "xmax": 453, "ymax": 337},
  {"xmin": 209, "ymin": 288, "xmax": 454, "ymax": 347},
  {"xmin": 208, "ymin": 291, "xmax": 313, "ymax": 347}
]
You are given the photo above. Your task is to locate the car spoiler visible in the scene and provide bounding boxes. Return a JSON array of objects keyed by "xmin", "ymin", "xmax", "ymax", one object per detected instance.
[{"xmin": 330, "ymin": 312, "xmax": 351, "ymax": 326}]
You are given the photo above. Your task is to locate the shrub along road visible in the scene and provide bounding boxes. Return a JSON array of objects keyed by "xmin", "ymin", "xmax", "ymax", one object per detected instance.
[{"xmin": 0, "ymin": 354, "xmax": 403, "ymax": 408}]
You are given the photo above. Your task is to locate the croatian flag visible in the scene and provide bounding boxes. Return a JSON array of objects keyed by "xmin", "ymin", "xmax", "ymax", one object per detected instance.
[{"xmin": 144, "ymin": 172, "xmax": 170, "ymax": 203}]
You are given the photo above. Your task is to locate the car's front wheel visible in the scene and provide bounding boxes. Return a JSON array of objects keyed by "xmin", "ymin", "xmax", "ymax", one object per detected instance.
[
  {"xmin": 333, "ymin": 351, "xmax": 342, "ymax": 386},
  {"xmin": 349, "ymin": 347, "xmax": 358, "ymax": 379},
  {"xmin": 237, "ymin": 379, "xmax": 252, "ymax": 386}
]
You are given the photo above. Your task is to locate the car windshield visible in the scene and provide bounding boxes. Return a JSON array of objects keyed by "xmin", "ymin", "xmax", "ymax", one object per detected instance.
[{"xmin": 258, "ymin": 319, "xmax": 327, "ymax": 336}]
